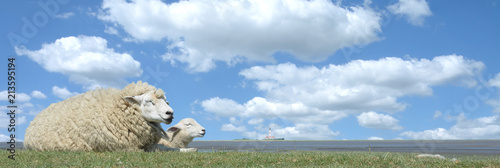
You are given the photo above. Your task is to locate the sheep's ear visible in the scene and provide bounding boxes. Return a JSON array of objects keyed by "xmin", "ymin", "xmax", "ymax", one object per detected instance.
[
  {"xmin": 124, "ymin": 96, "xmax": 142, "ymax": 104},
  {"xmin": 167, "ymin": 126, "xmax": 181, "ymax": 133}
]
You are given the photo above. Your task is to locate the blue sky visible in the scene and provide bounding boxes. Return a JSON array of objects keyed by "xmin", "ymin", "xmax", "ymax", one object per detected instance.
[{"xmin": 1, "ymin": 0, "xmax": 500, "ymax": 141}]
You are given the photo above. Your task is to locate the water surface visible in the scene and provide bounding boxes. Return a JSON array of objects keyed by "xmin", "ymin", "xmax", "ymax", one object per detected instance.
[
  {"xmin": 3, "ymin": 140, "xmax": 499, "ymax": 156},
  {"xmin": 189, "ymin": 140, "xmax": 500, "ymax": 155}
]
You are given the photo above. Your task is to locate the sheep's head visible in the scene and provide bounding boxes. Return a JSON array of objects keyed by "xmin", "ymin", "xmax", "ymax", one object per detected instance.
[
  {"xmin": 124, "ymin": 90, "xmax": 174, "ymax": 124},
  {"xmin": 167, "ymin": 118, "xmax": 206, "ymax": 139}
]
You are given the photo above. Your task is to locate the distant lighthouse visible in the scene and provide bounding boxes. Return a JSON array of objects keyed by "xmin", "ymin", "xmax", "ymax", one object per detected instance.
[
  {"xmin": 265, "ymin": 128, "xmax": 275, "ymax": 139},
  {"xmin": 264, "ymin": 128, "xmax": 284, "ymax": 140}
]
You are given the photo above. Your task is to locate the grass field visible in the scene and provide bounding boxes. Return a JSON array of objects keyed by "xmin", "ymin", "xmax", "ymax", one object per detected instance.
[{"xmin": 1, "ymin": 150, "xmax": 499, "ymax": 167}]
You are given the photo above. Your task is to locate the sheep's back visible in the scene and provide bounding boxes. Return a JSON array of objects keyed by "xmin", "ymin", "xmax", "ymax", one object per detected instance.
[{"xmin": 24, "ymin": 88, "xmax": 160, "ymax": 151}]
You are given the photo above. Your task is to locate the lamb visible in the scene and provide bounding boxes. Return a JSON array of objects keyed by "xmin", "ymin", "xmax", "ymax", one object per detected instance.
[
  {"xmin": 24, "ymin": 81, "xmax": 175, "ymax": 152},
  {"xmin": 159, "ymin": 118, "xmax": 206, "ymax": 148}
]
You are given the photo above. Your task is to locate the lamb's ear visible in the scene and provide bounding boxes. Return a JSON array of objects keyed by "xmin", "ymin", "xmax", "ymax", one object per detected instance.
[
  {"xmin": 124, "ymin": 95, "xmax": 142, "ymax": 104},
  {"xmin": 167, "ymin": 126, "xmax": 181, "ymax": 133}
]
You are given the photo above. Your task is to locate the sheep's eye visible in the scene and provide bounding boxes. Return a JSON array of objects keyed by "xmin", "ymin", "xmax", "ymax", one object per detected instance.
[
  {"xmin": 146, "ymin": 100, "xmax": 155, "ymax": 105},
  {"xmin": 186, "ymin": 123, "xmax": 193, "ymax": 126},
  {"xmin": 165, "ymin": 101, "xmax": 170, "ymax": 105}
]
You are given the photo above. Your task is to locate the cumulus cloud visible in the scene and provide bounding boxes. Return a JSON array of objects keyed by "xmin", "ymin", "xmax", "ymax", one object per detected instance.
[
  {"xmin": 55, "ymin": 12, "xmax": 75, "ymax": 19},
  {"xmin": 15, "ymin": 35, "xmax": 142, "ymax": 90},
  {"xmin": 19, "ymin": 103, "xmax": 45, "ymax": 115},
  {"xmin": 0, "ymin": 91, "xmax": 46, "ymax": 116},
  {"xmin": 489, "ymin": 73, "xmax": 500, "ymax": 88},
  {"xmin": 201, "ymin": 97, "xmax": 245, "ymax": 117},
  {"xmin": 487, "ymin": 100, "xmax": 500, "ymax": 113},
  {"xmin": 0, "ymin": 90, "xmax": 30, "ymax": 102},
  {"xmin": 99, "ymin": 0, "xmax": 382, "ymax": 72},
  {"xmin": 204, "ymin": 55, "xmax": 484, "ymax": 139},
  {"xmin": 0, "ymin": 115, "xmax": 26, "ymax": 129},
  {"xmin": 388, "ymin": 0, "xmax": 432, "ymax": 26},
  {"xmin": 368, "ymin": 136, "xmax": 384, "ymax": 140},
  {"xmin": 400, "ymin": 114, "xmax": 500, "ymax": 139},
  {"xmin": 31, "ymin": 90, "xmax": 47, "ymax": 99},
  {"xmin": 239, "ymin": 55, "xmax": 484, "ymax": 113},
  {"xmin": 221, "ymin": 124, "xmax": 247, "ymax": 132},
  {"xmin": 274, "ymin": 124, "xmax": 340, "ymax": 140},
  {"xmin": 202, "ymin": 97, "xmax": 346, "ymax": 140},
  {"xmin": 202, "ymin": 97, "xmax": 348, "ymax": 125},
  {"xmin": 104, "ymin": 25, "xmax": 119, "ymax": 35},
  {"xmin": 52, "ymin": 86, "xmax": 79, "ymax": 99},
  {"xmin": 433, "ymin": 110, "xmax": 442, "ymax": 119},
  {"xmin": 0, "ymin": 134, "xmax": 23, "ymax": 142},
  {"xmin": 248, "ymin": 118, "xmax": 264, "ymax": 125},
  {"xmin": 0, "ymin": 134, "xmax": 11, "ymax": 142},
  {"xmin": 202, "ymin": 55, "xmax": 484, "ymax": 140},
  {"xmin": 488, "ymin": 73, "xmax": 500, "ymax": 113},
  {"xmin": 357, "ymin": 112, "xmax": 402, "ymax": 130}
]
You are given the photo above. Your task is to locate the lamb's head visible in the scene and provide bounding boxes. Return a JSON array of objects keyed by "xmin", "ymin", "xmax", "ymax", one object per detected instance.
[
  {"xmin": 124, "ymin": 90, "xmax": 174, "ymax": 124},
  {"xmin": 167, "ymin": 118, "xmax": 206, "ymax": 139}
]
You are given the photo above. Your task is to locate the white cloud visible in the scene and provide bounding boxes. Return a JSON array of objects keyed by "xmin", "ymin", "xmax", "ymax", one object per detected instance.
[
  {"xmin": 55, "ymin": 12, "xmax": 75, "ymax": 19},
  {"xmin": 388, "ymin": 0, "xmax": 432, "ymax": 26},
  {"xmin": 3, "ymin": 134, "xmax": 24, "ymax": 142},
  {"xmin": 488, "ymin": 73, "xmax": 500, "ymax": 113},
  {"xmin": 203, "ymin": 97, "xmax": 348, "ymax": 125},
  {"xmin": 272, "ymin": 124, "xmax": 340, "ymax": 140},
  {"xmin": 202, "ymin": 97, "xmax": 245, "ymax": 117},
  {"xmin": 52, "ymin": 86, "xmax": 79, "ymax": 99},
  {"xmin": 357, "ymin": 112, "xmax": 402, "ymax": 130},
  {"xmin": 433, "ymin": 110, "xmax": 442, "ymax": 119},
  {"xmin": 0, "ymin": 134, "xmax": 23, "ymax": 142},
  {"xmin": 248, "ymin": 118, "xmax": 264, "ymax": 125},
  {"xmin": 203, "ymin": 97, "xmax": 346, "ymax": 140},
  {"xmin": 401, "ymin": 128, "xmax": 456, "ymax": 139},
  {"xmin": 15, "ymin": 35, "xmax": 142, "ymax": 90},
  {"xmin": 0, "ymin": 90, "xmax": 30, "ymax": 102},
  {"xmin": 17, "ymin": 103, "xmax": 44, "ymax": 115},
  {"xmin": 99, "ymin": 0, "xmax": 382, "ymax": 72},
  {"xmin": 202, "ymin": 55, "xmax": 484, "ymax": 140},
  {"xmin": 234, "ymin": 122, "xmax": 340, "ymax": 140},
  {"xmin": 17, "ymin": 116, "xmax": 26, "ymax": 125},
  {"xmin": 104, "ymin": 25, "xmax": 119, "ymax": 35},
  {"xmin": 1, "ymin": 92, "xmax": 46, "ymax": 115},
  {"xmin": 0, "ymin": 134, "xmax": 11, "ymax": 142},
  {"xmin": 368, "ymin": 136, "xmax": 384, "ymax": 140},
  {"xmin": 17, "ymin": 93, "xmax": 31, "ymax": 102},
  {"xmin": 31, "ymin": 90, "xmax": 47, "ymax": 99},
  {"xmin": 0, "ymin": 114, "xmax": 26, "ymax": 129},
  {"xmin": 221, "ymin": 124, "xmax": 246, "ymax": 132},
  {"xmin": 489, "ymin": 73, "xmax": 500, "ymax": 88},
  {"xmin": 239, "ymin": 55, "xmax": 484, "ymax": 114},
  {"xmin": 487, "ymin": 99, "xmax": 500, "ymax": 113},
  {"xmin": 401, "ymin": 114, "xmax": 500, "ymax": 139}
]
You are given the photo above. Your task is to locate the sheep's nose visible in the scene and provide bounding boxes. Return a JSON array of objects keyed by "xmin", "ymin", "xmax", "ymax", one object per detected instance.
[
  {"xmin": 202, "ymin": 129, "xmax": 206, "ymax": 133},
  {"xmin": 165, "ymin": 111, "xmax": 174, "ymax": 119}
]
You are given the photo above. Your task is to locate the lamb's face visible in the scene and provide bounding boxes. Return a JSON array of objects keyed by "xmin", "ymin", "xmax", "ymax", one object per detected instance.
[
  {"xmin": 183, "ymin": 118, "xmax": 206, "ymax": 138},
  {"xmin": 168, "ymin": 118, "xmax": 206, "ymax": 138},
  {"xmin": 124, "ymin": 91, "xmax": 174, "ymax": 124}
]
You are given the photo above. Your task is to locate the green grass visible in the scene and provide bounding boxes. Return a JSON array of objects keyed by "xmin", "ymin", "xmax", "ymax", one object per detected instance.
[{"xmin": 1, "ymin": 150, "xmax": 499, "ymax": 167}]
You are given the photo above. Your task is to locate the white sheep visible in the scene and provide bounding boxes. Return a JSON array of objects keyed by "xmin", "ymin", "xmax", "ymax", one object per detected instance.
[
  {"xmin": 24, "ymin": 81, "xmax": 175, "ymax": 152},
  {"xmin": 146, "ymin": 118, "xmax": 205, "ymax": 152},
  {"xmin": 159, "ymin": 118, "xmax": 206, "ymax": 148}
]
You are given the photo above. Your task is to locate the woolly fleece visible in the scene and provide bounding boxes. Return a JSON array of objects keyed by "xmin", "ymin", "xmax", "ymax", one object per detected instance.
[{"xmin": 24, "ymin": 81, "xmax": 168, "ymax": 152}]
